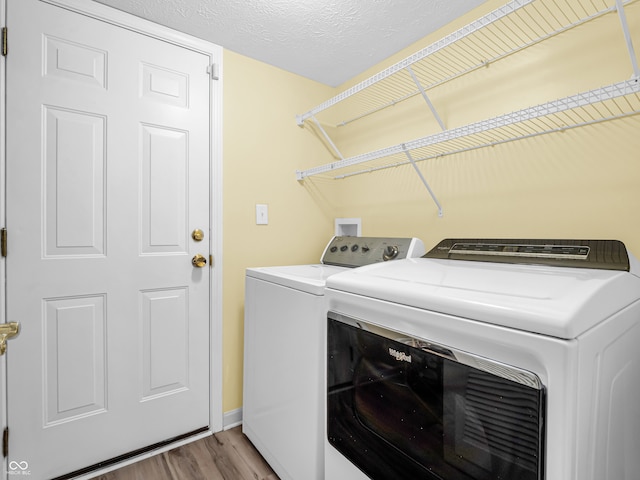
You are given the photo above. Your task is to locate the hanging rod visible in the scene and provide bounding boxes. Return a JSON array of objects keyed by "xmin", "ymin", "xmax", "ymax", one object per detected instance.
[{"xmin": 295, "ymin": 78, "xmax": 640, "ymax": 181}]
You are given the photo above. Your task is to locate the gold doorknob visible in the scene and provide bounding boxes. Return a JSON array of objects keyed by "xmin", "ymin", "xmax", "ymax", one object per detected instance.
[
  {"xmin": 192, "ymin": 254, "xmax": 207, "ymax": 268},
  {"xmin": 0, "ymin": 322, "xmax": 20, "ymax": 355},
  {"xmin": 192, "ymin": 229, "xmax": 204, "ymax": 242}
]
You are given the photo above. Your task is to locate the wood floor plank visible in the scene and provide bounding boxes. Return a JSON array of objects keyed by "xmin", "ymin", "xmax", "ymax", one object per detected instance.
[
  {"xmin": 93, "ymin": 452, "xmax": 173, "ymax": 480},
  {"xmin": 225, "ymin": 428, "xmax": 280, "ymax": 477},
  {"xmin": 204, "ymin": 434, "xmax": 253, "ymax": 479},
  {"xmin": 162, "ymin": 438, "xmax": 224, "ymax": 480},
  {"xmin": 207, "ymin": 429, "xmax": 278, "ymax": 480},
  {"xmin": 93, "ymin": 427, "xmax": 279, "ymax": 480}
]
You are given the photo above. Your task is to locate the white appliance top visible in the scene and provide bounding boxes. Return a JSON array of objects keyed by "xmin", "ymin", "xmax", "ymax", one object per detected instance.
[
  {"xmin": 246, "ymin": 236, "xmax": 426, "ymax": 295},
  {"xmin": 247, "ymin": 264, "xmax": 347, "ymax": 295},
  {"xmin": 326, "ymin": 239, "xmax": 640, "ymax": 339}
]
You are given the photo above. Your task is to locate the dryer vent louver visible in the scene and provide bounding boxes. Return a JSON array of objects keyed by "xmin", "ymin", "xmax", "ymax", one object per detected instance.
[{"xmin": 445, "ymin": 368, "xmax": 543, "ymax": 478}]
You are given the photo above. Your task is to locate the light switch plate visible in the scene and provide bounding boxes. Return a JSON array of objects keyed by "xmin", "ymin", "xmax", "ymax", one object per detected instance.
[{"xmin": 256, "ymin": 204, "xmax": 268, "ymax": 225}]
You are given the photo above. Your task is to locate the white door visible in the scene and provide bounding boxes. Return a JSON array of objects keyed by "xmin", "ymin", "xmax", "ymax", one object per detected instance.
[{"xmin": 5, "ymin": 1, "xmax": 212, "ymax": 478}]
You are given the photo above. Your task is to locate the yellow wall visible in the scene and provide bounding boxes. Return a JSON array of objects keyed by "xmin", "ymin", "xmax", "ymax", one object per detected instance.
[
  {"xmin": 222, "ymin": 50, "xmax": 337, "ymax": 411},
  {"xmin": 222, "ymin": 0, "xmax": 640, "ymax": 414}
]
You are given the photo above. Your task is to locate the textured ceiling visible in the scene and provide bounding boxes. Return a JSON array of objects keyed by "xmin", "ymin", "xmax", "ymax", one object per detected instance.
[{"xmin": 91, "ymin": 0, "xmax": 487, "ymax": 87}]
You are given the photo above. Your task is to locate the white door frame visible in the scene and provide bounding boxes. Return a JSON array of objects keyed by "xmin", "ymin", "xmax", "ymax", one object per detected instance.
[{"xmin": 0, "ymin": 0, "xmax": 224, "ymax": 459}]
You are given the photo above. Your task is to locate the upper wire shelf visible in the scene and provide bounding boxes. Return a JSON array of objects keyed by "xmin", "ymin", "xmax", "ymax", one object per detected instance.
[
  {"xmin": 295, "ymin": 0, "xmax": 640, "ymax": 186},
  {"xmin": 297, "ymin": 0, "xmax": 634, "ymax": 129}
]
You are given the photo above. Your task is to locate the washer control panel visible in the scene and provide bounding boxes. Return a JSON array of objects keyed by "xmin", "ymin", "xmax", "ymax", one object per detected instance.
[{"xmin": 321, "ymin": 236, "xmax": 425, "ymax": 267}]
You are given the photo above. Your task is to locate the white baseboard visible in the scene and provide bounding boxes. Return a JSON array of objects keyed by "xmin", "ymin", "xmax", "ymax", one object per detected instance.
[{"xmin": 223, "ymin": 407, "xmax": 243, "ymax": 430}]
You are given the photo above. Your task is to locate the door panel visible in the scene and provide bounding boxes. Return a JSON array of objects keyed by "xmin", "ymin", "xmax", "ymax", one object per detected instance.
[
  {"xmin": 5, "ymin": 1, "xmax": 212, "ymax": 478},
  {"xmin": 141, "ymin": 125, "xmax": 188, "ymax": 253},
  {"xmin": 44, "ymin": 295, "xmax": 107, "ymax": 425},
  {"xmin": 44, "ymin": 106, "xmax": 106, "ymax": 256},
  {"xmin": 141, "ymin": 288, "xmax": 189, "ymax": 398},
  {"xmin": 44, "ymin": 35, "xmax": 107, "ymax": 88},
  {"xmin": 141, "ymin": 63, "xmax": 189, "ymax": 107}
]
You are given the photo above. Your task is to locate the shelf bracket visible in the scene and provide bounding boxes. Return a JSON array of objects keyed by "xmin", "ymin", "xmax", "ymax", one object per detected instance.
[
  {"xmin": 311, "ymin": 115, "xmax": 345, "ymax": 162},
  {"xmin": 406, "ymin": 65, "xmax": 446, "ymax": 131},
  {"xmin": 402, "ymin": 145, "xmax": 443, "ymax": 217},
  {"xmin": 615, "ymin": 0, "xmax": 640, "ymax": 79}
]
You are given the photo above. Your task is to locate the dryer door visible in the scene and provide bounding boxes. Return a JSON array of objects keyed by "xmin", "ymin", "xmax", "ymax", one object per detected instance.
[{"xmin": 327, "ymin": 312, "xmax": 546, "ymax": 480}]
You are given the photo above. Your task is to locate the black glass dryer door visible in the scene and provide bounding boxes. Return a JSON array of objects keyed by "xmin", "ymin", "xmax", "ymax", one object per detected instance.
[{"xmin": 327, "ymin": 314, "xmax": 545, "ymax": 480}]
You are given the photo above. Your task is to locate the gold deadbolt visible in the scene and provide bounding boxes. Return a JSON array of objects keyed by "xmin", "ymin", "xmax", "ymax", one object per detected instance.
[
  {"xmin": 192, "ymin": 254, "xmax": 207, "ymax": 268},
  {"xmin": 192, "ymin": 229, "xmax": 205, "ymax": 242},
  {"xmin": 0, "ymin": 322, "xmax": 20, "ymax": 355}
]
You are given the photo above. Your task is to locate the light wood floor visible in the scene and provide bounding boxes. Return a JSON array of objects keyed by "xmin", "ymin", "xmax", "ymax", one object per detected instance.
[{"xmin": 94, "ymin": 427, "xmax": 280, "ymax": 480}]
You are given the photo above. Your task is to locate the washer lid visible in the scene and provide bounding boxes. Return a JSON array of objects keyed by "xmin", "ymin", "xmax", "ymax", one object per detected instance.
[
  {"xmin": 247, "ymin": 264, "xmax": 348, "ymax": 295},
  {"xmin": 326, "ymin": 257, "xmax": 640, "ymax": 339}
]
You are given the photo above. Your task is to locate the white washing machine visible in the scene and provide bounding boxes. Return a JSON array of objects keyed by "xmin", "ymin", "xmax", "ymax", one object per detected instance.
[
  {"xmin": 243, "ymin": 236, "xmax": 425, "ymax": 480},
  {"xmin": 325, "ymin": 238, "xmax": 640, "ymax": 480}
]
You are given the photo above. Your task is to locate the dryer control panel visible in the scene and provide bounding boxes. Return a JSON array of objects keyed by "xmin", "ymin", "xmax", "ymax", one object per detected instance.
[
  {"xmin": 321, "ymin": 236, "xmax": 425, "ymax": 267},
  {"xmin": 424, "ymin": 238, "xmax": 631, "ymax": 271}
]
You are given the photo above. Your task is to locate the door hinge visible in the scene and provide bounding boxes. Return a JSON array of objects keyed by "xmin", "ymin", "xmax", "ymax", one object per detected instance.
[
  {"xmin": 3, "ymin": 427, "xmax": 8, "ymax": 458},
  {"xmin": 2, "ymin": 27, "xmax": 7, "ymax": 57},
  {"xmin": 1, "ymin": 228, "xmax": 7, "ymax": 257},
  {"xmin": 206, "ymin": 63, "xmax": 219, "ymax": 81}
]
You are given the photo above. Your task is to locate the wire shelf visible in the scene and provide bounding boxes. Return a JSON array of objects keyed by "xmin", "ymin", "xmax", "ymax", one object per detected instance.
[
  {"xmin": 295, "ymin": 0, "xmax": 640, "ymax": 217},
  {"xmin": 296, "ymin": 0, "xmax": 639, "ymax": 183},
  {"xmin": 296, "ymin": 79, "xmax": 640, "ymax": 180},
  {"xmin": 297, "ymin": 0, "xmax": 635, "ymax": 129}
]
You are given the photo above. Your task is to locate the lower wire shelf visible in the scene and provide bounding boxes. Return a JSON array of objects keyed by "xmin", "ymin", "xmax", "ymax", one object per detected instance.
[{"xmin": 296, "ymin": 77, "xmax": 640, "ymax": 182}]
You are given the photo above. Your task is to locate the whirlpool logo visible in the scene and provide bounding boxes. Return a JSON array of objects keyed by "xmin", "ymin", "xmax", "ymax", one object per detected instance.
[
  {"xmin": 389, "ymin": 347, "xmax": 411, "ymax": 363},
  {"xmin": 8, "ymin": 460, "xmax": 31, "ymax": 476}
]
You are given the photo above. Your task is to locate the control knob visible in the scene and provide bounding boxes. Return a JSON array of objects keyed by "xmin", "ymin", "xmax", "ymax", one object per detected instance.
[{"xmin": 382, "ymin": 245, "xmax": 399, "ymax": 261}]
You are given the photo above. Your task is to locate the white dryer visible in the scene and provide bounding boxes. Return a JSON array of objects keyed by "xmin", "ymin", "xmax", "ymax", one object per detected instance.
[
  {"xmin": 325, "ymin": 238, "xmax": 640, "ymax": 480},
  {"xmin": 243, "ymin": 236, "xmax": 425, "ymax": 480}
]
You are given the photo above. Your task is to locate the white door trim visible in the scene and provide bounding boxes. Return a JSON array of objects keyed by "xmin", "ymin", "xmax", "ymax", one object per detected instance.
[{"xmin": 0, "ymin": 0, "xmax": 224, "ymax": 449}]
